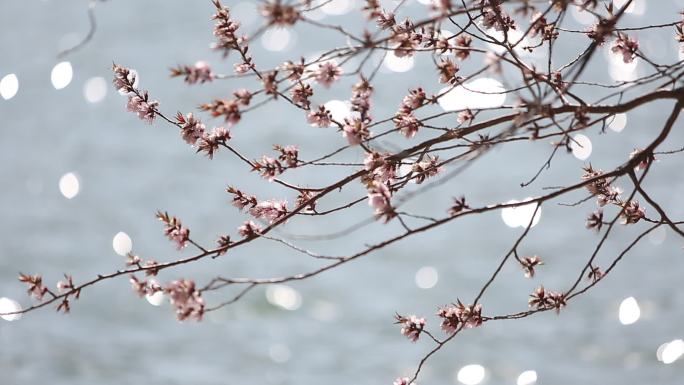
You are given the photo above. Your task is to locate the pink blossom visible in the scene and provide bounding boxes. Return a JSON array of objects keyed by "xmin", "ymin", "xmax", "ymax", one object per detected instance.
[
  {"xmin": 364, "ymin": 152, "xmax": 397, "ymax": 182},
  {"xmin": 581, "ymin": 165, "xmax": 622, "ymax": 206},
  {"xmin": 436, "ymin": 58, "xmax": 459, "ymax": 84},
  {"xmin": 129, "ymin": 275, "xmax": 148, "ymax": 298},
  {"xmin": 457, "ymin": 109, "xmax": 474, "ymax": 125},
  {"xmin": 393, "ymin": 378, "xmax": 415, "ymax": 385},
  {"xmin": 197, "ymin": 127, "xmax": 231, "ymax": 159},
  {"xmin": 249, "ymin": 199, "xmax": 288, "ymax": 224},
  {"xmin": 233, "ymin": 89, "xmax": 252, "ymax": 106},
  {"xmin": 402, "ymin": 88, "xmax": 426, "ymax": 110},
  {"xmin": 394, "ymin": 112, "xmax": 421, "ymax": 138},
  {"xmin": 274, "ymin": 145, "xmax": 299, "ymax": 167},
  {"xmin": 481, "ymin": 2, "xmax": 516, "ymax": 32},
  {"xmin": 189, "ymin": 61, "xmax": 213, "ymax": 83},
  {"xmin": 212, "ymin": 127, "xmax": 231, "ymax": 142},
  {"xmin": 170, "ymin": 227, "xmax": 189, "ymax": 249},
  {"xmin": 364, "ymin": 151, "xmax": 385, "ymax": 171},
  {"xmin": 621, "ymin": 200, "xmax": 645, "ymax": 224},
  {"xmin": 454, "ymin": 35, "xmax": 472, "ymax": 60},
  {"xmin": 437, "ymin": 305, "xmax": 461, "ymax": 335},
  {"xmin": 280, "ymin": 59, "xmax": 306, "ymax": 81},
  {"xmin": 227, "ymin": 186, "xmax": 257, "ymax": 210},
  {"xmin": 176, "ymin": 112, "xmax": 206, "ymax": 145},
  {"xmin": 165, "ymin": 279, "xmax": 205, "ymax": 321},
  {"xmin": 126, "ymin": 92, "xmax": 159, "ymax": 124},
  {"xmin": 171, "ymin": 61, "xmax": 214, "ymax": 84},
  {"xmin": 56, "ymin": 274, "xmax": 75, "ymax": 293},
  {"xmin": 157, "ymin": 211, "xmax": 190, "ymax": 249},
  {"xmin": 211, "ymin": 0, "xmax": 242, "ymax": 56},
  {"xmin": 18, "ymin": 273, "xmax": 48, "ymax": 300},
  {"xmin": 615, "ymin": 44, "xmax": 638, "ymax": 63},
  {"xmin": 529, "ymin": 286, "xmax": 566, "ymax": 313},
  {"xmin": 377, "ymin": 11, "xmax": 396, "ymax": 30},
  {"xmin": 234, "ymin": 61, "xmax": 253, "ymax": 74},
  {"xmin": 295, "ymin": 190, "xmax": 317, "ymax": 212},
  {"xmin": 238, "ymin": 220, "xmax": 262, "ymax": 237},
  {"xmin": 367, "ymin": 181, "xmax": 394, "ymax": 221},
  {"xmin": 216, "ymin": 235, "xmax": 231, "ymax": 255},
  {"xmin": 389, "ymin": 20, "xmax": 419, "ymax": 58},
  {"xmin": 438, "ymin": 300, "xmax": 483, "ymax": 331},
  {"xmin": 253, "ymin": 155, "xmax": 284, "ymax": 181},
  {"xmin": 307, "ymin": 105, "xmax": 333, "ymax": 128},
  {"xmin": 460, "ymin": 302, "xmax": 483, "ymax": 328},
  {"xmin": 411, "ymin": 156, "xmax": 443, "ymax": 184},
  {"xmin": 395, "ymin": 314, "xmax": 425, "ymax": 342},
  {"xmin": 351, "ymin": 78, "xmax": 373, "ymax": 117},
  {"xmin": 547, "ymin": 292, "xmax": 567, "ymax": 314},
  {"xmin": 262, "ymin": 71, "xmax": 278, "ymax": 96},
  {"xmin": 586, "ymin": 210, "xmax": 604, "ymax": 231},
  {"xmin": 612, "ymin": 33, "xmax": 639, "ymax": 64},
  {"xmin": 597, "ymin": 186, "xmax": 622, "ymax": 207},
  {"xmin": 112, "ymin": 64, "xmax": 138, "ymax": 95},
  {"xmin": 520, "ymin": 255, "xmax": 543, "ymax": 278},
  {"xmin": 143, "ymin": 260, "xmax": 160, "ymax": 277},
  {"xmin": 200, "ymin": 99, "xmax": 241, "ymax": 125},
  {"xmin": 314, "ymin": 61, "xmax": 342, "ymax": 88},
  {"xmin": 291, "ymin": 83, "xmax": 314, "ymax": 109},
  {"xmin": 367, "ymin": 181, "xmax": 391, "ymax": 210},
  {"xmin": 125, "ymin": 253, "xmax": 141, "ymax": 267},
  {"xmin": 342, "ymin": 118, "xmax": 370, "ymax": 145},
  {"xmin": 260, "ymin": 1, "xmax": 299, "ymax": 26}
]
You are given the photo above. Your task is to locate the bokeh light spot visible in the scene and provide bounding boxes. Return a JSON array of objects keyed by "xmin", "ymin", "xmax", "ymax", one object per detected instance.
[
  {"xmin": 457, "ymin": 364, "xmax": 486, "ymax": 385},
  {"xmin": 0, "ymin": 73, "xmax": 19, "ymax": 100},
  {"xmin": 59, "ymin": 172, "xmax": 80, "ymax": 199},
  {"xmin": 266, "ymin": 285, "xmax": 302, "ymax": 311},
  {"xmin": 415, "ymin": 266, "xmax": 439, "ymax": 289},
  {"xmin": 570, "ymin": 134, "xmax": 592, "ymax": 160},
  {"xmin": 84, "ymin": 76, "xmax": 107, "ymax": 103},
  {"xmin": 112, "ymin": 231, "xmax": 133, "ymax": 256},
  {"xmin": 51, "ymin": 61, "xmax": 73, "ymax": 90},
  {"xmin": 618, "ymin": 296, "xmax": 640, "ymax": 325},
  {"xmin": 0, "ymin": 297, "xmax": 22, "ymax": 321},
  {"xmin": 517, "ymin": 370, "xmax": 537, "ymax": 385}
]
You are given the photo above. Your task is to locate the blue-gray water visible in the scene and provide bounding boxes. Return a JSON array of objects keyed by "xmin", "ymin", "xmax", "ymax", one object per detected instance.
[{"xmin": 1, "ymin": 1, "xmax": 683, "ymax": 384}]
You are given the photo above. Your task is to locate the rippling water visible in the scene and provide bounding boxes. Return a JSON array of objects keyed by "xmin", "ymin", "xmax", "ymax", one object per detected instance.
[{"xmin": 1, "ymin": 1, "xmax": 683, "ymax": 384}]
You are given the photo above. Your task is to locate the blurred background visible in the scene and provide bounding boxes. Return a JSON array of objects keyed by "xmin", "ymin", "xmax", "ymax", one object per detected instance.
[{"xmin": 1, "ymin": 0, "xmax": 683, "ymax": 384}]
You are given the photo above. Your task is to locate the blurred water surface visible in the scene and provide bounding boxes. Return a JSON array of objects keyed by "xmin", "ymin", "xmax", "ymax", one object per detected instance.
[{"xmin": 1, "ymin": 1, "xmax": 684, "ymax": 384}]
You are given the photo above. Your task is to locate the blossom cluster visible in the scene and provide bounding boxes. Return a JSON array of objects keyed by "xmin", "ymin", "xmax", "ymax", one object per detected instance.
[
  {"xmin": 528, "ymin": 286, "xmax": 567, "ymax": 314},
  {"xmin": 170, "ymin": 61, "xmax": 214, "ymax": 85},
  {"xmin": 366, "ymin": 180, "xmax": 395, "ymax": 222},
  {"xmin": 238, "ymin": 220, "xmax": 263, "ymax": 238},
  {"xmin": 211, "ymin": 0, "xmax": 244, "ymax": 56},
  {"xmin": 165, "ymin": 279, "xmax": 205, "ymax": 321},
  {"xmin": 156, "ymin": 211, "xmax": 190, "ymax": 250},
  {"xmin": 437, "ymin": 300, "xmax": 483, "ymax": 334},
  {"xmin": 395, "ymin": 314, "xmax": 426, "ymax": 342},
  {"xmin": 113, "ymin": 64, "xmax": 159, "ymax": 124},
  {"xmin": 520, "ymin": 255, "xmax": 543, "ymax": 279},
  {"xmin": 249, "ymin": 199, "xmax": 288, "ymax": 224},
  {"xmin": 581, "ymin": 166, "xmax": 645, "ymax": 226},
  {"xmin": 18, "ymin": 273, "xmax": 48, "ymax": 300},
  {"xmin": 252, "ymin": 155, "xmax": 285, "ymax": 181},
  {"xmin": 611, "ymin": 33, "xmax": 639, "ymax": 64},
  {"xmin": 227, "ymin": 187, "xmax": 288, "ymax": 224},
  {"xmin": 393, "ymin": 377, "xmax": 415, "ymax": 385},
  {"xmin": 411, "ymin": 156, "xmax": 444, "ymax": 184}
]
